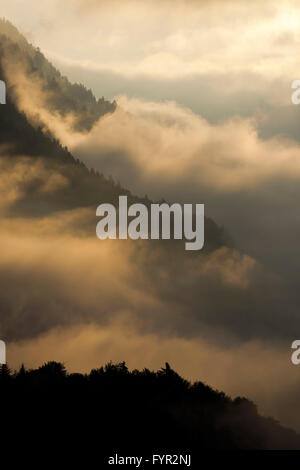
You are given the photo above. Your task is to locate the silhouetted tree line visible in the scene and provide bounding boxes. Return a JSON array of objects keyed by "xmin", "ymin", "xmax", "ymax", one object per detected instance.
[{"xmin": 0, "ymin": 361, "xmax": 299, "ymax": 452}]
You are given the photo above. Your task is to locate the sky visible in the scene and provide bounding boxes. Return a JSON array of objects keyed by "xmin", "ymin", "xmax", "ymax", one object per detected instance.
[{"xmin": 2, "ymin": 0, "xmax": 300, "ymax": 432}]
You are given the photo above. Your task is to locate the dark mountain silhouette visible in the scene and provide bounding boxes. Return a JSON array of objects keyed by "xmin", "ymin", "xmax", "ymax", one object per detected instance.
[
  {"xmin": 1, "ymin": 361, "xmax": 299, "ymax": 453},
  {"xmin": 0, "ymin": 18, "xmax": 227, "ymax": 249},
  {"xmin": 0, "ymin": 18, "xmax": 116, "ymax": 131}
]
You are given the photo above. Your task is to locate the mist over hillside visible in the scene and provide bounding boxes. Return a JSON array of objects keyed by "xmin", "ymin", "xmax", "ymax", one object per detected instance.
[
  {"xmin": 0, "ymin": 18, "xmax": 226, "ymax": 248},
  {"xmin": 0, "ymin": 18, "xmax": 116, "ymax": 131}
]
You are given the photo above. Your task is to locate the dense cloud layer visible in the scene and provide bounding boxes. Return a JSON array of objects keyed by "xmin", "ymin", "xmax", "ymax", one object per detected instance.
[{"xmin": 48, "ymin": 97, "xmax": 300, "ymax": 279}]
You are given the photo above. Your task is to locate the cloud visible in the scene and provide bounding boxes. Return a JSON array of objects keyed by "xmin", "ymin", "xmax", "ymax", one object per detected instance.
[
  {"xmin": 70, "ymin": 97, "xmax": 300, "ymax": 193},
  {"xmin": 0, "ymin": 219, "xmax": 263, "ymax": 341},
  {"xmin": 0, "ymin": 195, "xmax": 296, "ymax": 352},
  {"xmin": 2, "ymin": 0, "xmax": 299, "ymax": 80},
  {"xmin": 0, "ymin": 155, "xmax": 69, "ymax": 215},
  {"xmin": 47, "ymin": 95, "xmax": 300, "ymax": 273}
]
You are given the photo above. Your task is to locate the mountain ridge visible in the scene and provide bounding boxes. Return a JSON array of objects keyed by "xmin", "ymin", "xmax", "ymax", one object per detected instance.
[
  {"xmin": 0, "ymin": 18, "xmax": 227, "ymax": 249},
  {"xmin": 0, "ymin": 17, "xmax": 117, "ymax": 131}
]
